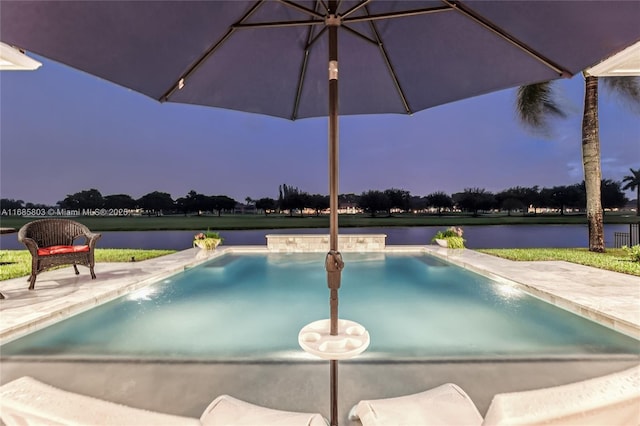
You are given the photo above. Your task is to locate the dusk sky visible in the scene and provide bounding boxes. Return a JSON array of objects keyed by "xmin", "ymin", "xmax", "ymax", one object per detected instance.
[{"xmin": 1, "ymin": 54, "xmax": 639, "ymax": 206}]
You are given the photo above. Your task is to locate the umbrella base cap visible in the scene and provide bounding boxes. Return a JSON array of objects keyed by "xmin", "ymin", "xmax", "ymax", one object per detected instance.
[{"xmin": 299, "ymin": 319, "xmax": 370, "ymax": 360}]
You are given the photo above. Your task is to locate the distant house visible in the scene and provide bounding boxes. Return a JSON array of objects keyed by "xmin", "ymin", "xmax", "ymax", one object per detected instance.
[{"xmin": 337, "ymin": 202, "xmax": 362, "ymax": 214}]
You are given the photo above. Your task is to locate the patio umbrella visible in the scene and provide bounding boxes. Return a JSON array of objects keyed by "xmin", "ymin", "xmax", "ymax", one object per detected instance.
[{"xmin": 2, "ymin": 1, "xmax": 639, "ymax": 424}]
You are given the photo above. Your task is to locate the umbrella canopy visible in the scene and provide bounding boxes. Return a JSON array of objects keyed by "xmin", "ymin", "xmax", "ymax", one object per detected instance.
[
  {"xmin": 2, "ymin": 1, "xmax": 639, "ymax": 118},
  {"xmin": 3, "ymin": 1, "xmax": 639, "ymax": 424}
]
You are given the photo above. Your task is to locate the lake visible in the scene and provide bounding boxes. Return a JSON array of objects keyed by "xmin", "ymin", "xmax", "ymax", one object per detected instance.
[{"xmin": 0, "ymin": 224, "xmax": 632, "ymax": 250}]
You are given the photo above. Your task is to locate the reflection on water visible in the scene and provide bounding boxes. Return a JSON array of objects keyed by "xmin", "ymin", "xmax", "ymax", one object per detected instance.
[{"xmin": 0, "ymin": 224, "xmax": 632, "ymax": 250}]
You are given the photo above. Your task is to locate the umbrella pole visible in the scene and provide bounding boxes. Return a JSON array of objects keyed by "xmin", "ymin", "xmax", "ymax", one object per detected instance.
[
  {"xmin": 328, "ymin": 23, "xmax": 340, "ymax": 337},
  {"xmin": 327, "ymin": 5, "xmax": 341, "ymax": 425}
]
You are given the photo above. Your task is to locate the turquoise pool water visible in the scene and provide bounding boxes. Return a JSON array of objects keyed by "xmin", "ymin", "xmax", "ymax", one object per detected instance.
[{"xmin": 2, "ymin": 253, "xmax": 638, "ymax": 360}]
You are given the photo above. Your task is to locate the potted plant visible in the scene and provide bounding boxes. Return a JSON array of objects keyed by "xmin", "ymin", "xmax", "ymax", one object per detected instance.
[
  {"xmin": 431, "ymin": 226, "xmax": 465, "ymax": 249},
  {"xmin": 193, "ymin": 230, "xmax": 224, "ymax": 250}
]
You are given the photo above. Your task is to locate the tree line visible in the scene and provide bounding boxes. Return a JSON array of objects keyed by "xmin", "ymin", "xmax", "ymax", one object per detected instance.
[
  {"xmin": 354, "ymin": 180, "xmax": 632, "ymax": 217},
  {"xmin": 1, "ymin": 177, "xmax": 636, "ymax": 217}
]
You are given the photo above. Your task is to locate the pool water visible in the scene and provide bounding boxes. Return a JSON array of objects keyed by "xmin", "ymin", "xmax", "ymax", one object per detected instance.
[{"xmin": 2, "ymin": 253, "xmax": 638, "ymax": 360}]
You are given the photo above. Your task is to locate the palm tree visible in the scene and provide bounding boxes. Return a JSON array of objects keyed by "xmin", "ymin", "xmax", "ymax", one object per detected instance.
[
  {"xmin": 516, "ymin": 75, "xmax": 640, "ymax": 252},
  {"xmin": 622, "ymin": 168, "xmax": 640, "ymax": 216}
]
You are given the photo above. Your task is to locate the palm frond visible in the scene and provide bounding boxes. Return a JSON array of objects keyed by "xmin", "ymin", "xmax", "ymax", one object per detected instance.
[
  {"xmin": 621, "ymin": 167, "xmax": 640, "ymax": 191},
  {"xmin": 515, "ymin": 82, "xmax": 567, "ymax": 135},
  {"xmin": 602, "ymin": 77, "xmax": 640, "ymax": 114}
]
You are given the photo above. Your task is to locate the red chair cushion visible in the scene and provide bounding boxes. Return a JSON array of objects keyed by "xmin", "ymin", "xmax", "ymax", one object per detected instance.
[{"xmin": 37, "ymin": 245, "xmax": 90, "ymax": 256}]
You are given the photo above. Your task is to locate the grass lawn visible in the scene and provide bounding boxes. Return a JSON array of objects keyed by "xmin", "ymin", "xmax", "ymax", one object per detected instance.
[
  {"xmin": 478, "ymin": 248, "xmax": 640, "ymax": 277},
  {"xmin": 1, "ymin": 211, "xmax": 638, "ymax": 231},
  {"xmin": 0, "ymin": 249, "xmax": 175, "ymax": 281}
]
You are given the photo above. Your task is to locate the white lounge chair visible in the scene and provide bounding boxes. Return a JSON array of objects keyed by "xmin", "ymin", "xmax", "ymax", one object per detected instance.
[
  {"xmin": 349, "ymin": 365, "xmax": 640, "ymax": 426},
  {"xmin": 0, "ymin": 376, "xmax": 328, "ymax": 426}
]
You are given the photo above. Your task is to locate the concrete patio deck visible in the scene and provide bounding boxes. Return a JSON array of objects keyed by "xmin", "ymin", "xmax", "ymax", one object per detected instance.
[{"xmin": 1, "ymin": 245, "xmax": 638, "ymax": 424}]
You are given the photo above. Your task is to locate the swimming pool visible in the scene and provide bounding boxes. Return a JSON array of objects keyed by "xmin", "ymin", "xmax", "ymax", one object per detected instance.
[{"xmin": 2, "ymin": 253, "xmax": 638, "ymax": 360}]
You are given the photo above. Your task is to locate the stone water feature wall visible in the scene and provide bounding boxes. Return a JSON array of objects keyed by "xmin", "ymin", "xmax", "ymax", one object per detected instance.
[{"xmin": 265, "ymin": 234, "xmax": 386, "ymax": 252}]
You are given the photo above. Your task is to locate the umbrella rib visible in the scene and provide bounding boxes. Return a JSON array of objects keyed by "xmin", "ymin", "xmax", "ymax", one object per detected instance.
[
  {"xmin": 342, "ymin": 6, "xmax": 451, "ymax": 24},
  {"xmin": 442, "ymin": 0, "xmax": 572, "ymax": 77},
  {"xmin": 160, "ymin": 0, "xmax": 264, "ymax": 102},
  {"xmin": 278, "ymin": 0, "xmax": 326, "ymax": 20},
  {"xmin": 318, "ymin": 0, "xmax": 330, "ymax": 14},
  {"xmin": 234, "ymin": 19, "xmax": 324, "ymax": 29},
  {"xmin": 341, "ymin": 25, "xmax": 376, "ymax": 45},
  {"xmin": 308, "ymin": 26, "xmax": 328, "ymax": 48},
  {"xmin": 292, "ymin": 48, "xmax": 310, "ymax": 121},
  {"xmin": 363, "ymin": 6, "xmax": 412, "ymax": 114},
  {"xmin": 341, "ymin": 0, "xmax": 371, "ymax": 20},
  {"xmin": 292, "ymin": 1, "xmax": 324, "ymax": 120}
]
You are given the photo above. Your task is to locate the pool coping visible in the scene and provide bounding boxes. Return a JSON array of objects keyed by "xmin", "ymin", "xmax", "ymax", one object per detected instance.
[
  {"xmin": 422, "ymin": 246, "xmax": 640, "ymax": 340},
  {"xmin": 0, "ymin": 245, "xmax": 638, "ymax": 346}
]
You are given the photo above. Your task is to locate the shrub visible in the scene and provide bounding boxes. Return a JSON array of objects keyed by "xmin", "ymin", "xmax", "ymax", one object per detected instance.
[{"xmin": 622, "ymin": 245, "xmax": 640, "ymax": 262}]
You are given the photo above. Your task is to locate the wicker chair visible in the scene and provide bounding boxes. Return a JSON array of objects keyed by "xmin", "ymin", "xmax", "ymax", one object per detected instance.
[{"xmin": 18, "ymin": 219, "xmax": 102, "ymax": 290}]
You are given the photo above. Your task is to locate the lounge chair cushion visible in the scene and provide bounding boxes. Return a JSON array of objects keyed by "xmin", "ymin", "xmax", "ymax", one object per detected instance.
[
  {"xmin": 200, "ymin": 394, "xmax": 328, "ymax": 426},
  {"xmin": 0, "ymin": 376, "xmax": 200, "ymax": 426},
  {"xmin": 350, "ymin": 366, "xmax": 640, "ymax": 426},
  {"xmin": 0, "ymin": 376, "xmax": 328, "ymax": 426},
  {"xmin": 37, "ymin": 244, "xmax": 90, "ymax": 256},
  {"xmin": 350, "ymin": 383, "xmax": 483, "ymax": 426},
  {"xmin": 483, "ymin": 365, "xmax": 640, "ymax": 425}
]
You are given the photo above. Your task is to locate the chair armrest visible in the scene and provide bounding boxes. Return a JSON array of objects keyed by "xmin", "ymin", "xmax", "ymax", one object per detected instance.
[
  {"xmin": 17, "ymin": 237, "xmax": 39, "ymax": 255},
  {"xmin": 85, "ymin": 231, "xmax": 102, "ymax": 249},
  {"xmin": 76, "ymin": 232, "xmax": 102, "ymax": 249}
]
